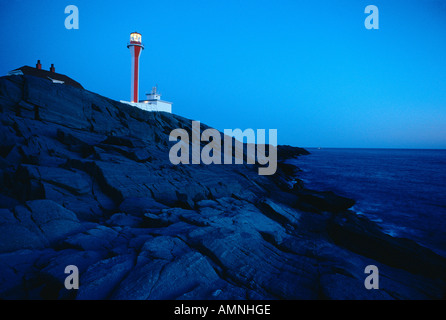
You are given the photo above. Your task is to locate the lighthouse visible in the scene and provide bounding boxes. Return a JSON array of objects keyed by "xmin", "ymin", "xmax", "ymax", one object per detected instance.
[
  {"xmin": 127, "ymin": 32, "xmax": 144, "ymax": 103},
  {"xmin": 121, "ymin": 31, "xmax": 172, "ymax": 113}
]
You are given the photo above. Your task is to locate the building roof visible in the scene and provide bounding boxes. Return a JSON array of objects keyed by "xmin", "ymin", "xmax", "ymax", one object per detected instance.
[{"xmin": 8, "ymin": 66, "xmax": 84, "ymax": 89}]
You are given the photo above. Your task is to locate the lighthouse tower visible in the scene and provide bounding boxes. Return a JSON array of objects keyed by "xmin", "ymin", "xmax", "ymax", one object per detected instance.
[
  {"xmin": 127, "ymin": 32, "xmax": 144, "ymax": 103},
  {"xmin": 121, "ymin": 31, "xmax": 172, "ymax": 113}
]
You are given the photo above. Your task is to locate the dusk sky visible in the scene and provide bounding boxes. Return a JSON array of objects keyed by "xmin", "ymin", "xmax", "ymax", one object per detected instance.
[{"xmin": 1, "ymin": 0, "xmax": 445, "ymax": 149}]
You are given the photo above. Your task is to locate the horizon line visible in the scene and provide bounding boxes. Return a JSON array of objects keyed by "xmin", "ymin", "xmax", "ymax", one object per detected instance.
[{"xmin": 303, "ymin": 147, "xmax": 446, "ymax": 150}]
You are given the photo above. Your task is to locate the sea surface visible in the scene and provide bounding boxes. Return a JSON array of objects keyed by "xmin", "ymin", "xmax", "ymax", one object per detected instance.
[{"xmin": 288, "ymin": 148, "xmax": 446, "ymax": 257}]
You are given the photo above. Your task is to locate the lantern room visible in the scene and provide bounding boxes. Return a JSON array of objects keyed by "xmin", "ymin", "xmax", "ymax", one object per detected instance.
[{"xmin": 129, "ymin": 32, "xmax": 142, "ymax": 45}]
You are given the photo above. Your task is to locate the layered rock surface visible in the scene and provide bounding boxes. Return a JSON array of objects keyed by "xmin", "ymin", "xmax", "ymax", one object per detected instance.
[{"xmin": 0, "ymin": 74, "xmax": 445, "ymax": 299}]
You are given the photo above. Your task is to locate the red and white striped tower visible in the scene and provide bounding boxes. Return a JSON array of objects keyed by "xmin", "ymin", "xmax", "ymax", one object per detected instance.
[{"xmin": 127, "ymin": 32, "xmax": 144, "ymax": 103}]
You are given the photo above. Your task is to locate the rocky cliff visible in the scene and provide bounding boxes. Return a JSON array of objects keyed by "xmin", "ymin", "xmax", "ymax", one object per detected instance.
[{"xmin": 0, "ymin": 74, "xmax": 445, "ymax": 299}]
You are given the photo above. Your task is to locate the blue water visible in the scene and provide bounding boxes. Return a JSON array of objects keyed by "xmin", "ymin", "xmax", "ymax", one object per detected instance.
[{"xmin": 288, "ymin": 148, "xmax": 446, "ymax": 257}]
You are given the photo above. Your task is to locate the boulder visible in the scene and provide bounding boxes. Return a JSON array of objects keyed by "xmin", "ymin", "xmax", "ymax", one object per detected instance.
[
  {"xmin": 119, "ymin": 197, "xmax": 168, "ymax": 216},
  {"xmin": 106, "ymin": 213, "xmax": 142, "ymax": 227},
  {"xmin": 24, "ymin": 200, "xmax": 84, "ymax": 245},
  {"xmin": 294, "ymin": 189, "xmax": 356, "ymax": 212}
]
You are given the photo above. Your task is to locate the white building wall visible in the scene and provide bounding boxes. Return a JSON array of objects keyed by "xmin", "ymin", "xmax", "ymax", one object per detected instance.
[{"xmin": 120, "ymin": 100, "xmax": 172, "ymax": 113}]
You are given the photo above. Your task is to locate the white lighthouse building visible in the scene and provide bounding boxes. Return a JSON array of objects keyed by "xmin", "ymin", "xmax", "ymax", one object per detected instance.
[
  {"xmin": 121, "ymin": 32, "xmax": 172, "ymax": 113},
  {"xmin": 137, "ymin": 86, "xmax": 172, "ymax": 113}
]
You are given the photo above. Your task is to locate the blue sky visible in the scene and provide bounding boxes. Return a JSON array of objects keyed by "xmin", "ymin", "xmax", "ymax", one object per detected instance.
[{"xmin": 1, "ymin": 0, "xmax": 445, "ymax": 148}]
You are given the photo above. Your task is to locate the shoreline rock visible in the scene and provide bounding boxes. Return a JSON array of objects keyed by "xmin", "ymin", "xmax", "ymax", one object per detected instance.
[{"xmin": 0, "ymin": 74, "xmax": 445, "ymax": 300}]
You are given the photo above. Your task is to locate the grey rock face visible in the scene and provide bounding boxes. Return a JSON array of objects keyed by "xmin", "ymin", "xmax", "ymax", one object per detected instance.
[{"xmin": 0, "ymin": 74, "xmax": 445, "ymax": 300}]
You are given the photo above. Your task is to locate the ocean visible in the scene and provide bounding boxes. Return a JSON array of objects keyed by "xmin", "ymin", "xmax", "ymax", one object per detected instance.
[{"xmin": 288, "ymin": 148, "xmax": 446, "ymax": 257}]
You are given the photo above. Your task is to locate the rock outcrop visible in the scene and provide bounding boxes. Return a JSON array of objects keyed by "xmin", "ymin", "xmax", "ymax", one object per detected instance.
[{"xmin": 0, "ymin": 74, "xmax": 445, "ymax": 300}]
